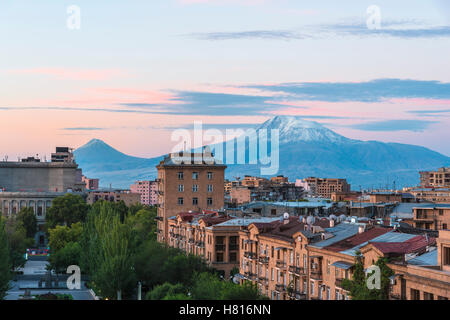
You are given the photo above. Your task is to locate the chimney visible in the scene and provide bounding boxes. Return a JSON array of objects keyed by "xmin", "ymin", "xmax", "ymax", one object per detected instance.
[
  {"xmin": 358, "ymin": 225, "xmax": 365, "ymax": 234},
  {"xmin": 330, "ymin": 219, "xmax": 335, "ymax": 228}
]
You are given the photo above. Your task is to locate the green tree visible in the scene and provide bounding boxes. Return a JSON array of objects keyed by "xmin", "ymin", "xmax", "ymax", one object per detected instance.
[
  {"xmin": 4, "ymin": 216, "xmax": 33, "ymax": 270},
  {"xmin": 17, "ymin": 207, "xmax": 37, "ymax": 239},
  {"xmin": 342, "ymin": 251, "xmax": 394, "ymax": 300},
  {"xmin": 84, "ymin": 202, "xmax": 136, "ymax": 300},
  {"xmin": 50, "ymin": 242, "xmax": 82, "ymax": 273},
  {"xmin": 146, "ymin": 283, "xmax": 188, "ymax": 300},
  {"xmin": 45, "ymin": 194, "xmax": 88, "ymax": 229},
  {"xmin": 0, "ymin": 217, "xmax": 12, "ymax": 299}
]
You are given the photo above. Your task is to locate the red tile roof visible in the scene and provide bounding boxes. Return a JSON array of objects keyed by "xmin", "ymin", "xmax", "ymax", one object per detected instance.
[
  {"xmin": 324, "ymin": 226, "xmax": 392, "ymax": 252},
  {"xmin": 370, "ymin": 235, "xmax": 436, "ymax": 254}
]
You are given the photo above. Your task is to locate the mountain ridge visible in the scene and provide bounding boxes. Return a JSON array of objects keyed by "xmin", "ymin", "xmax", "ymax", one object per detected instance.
[{"xmin": 74, "ymin": 116, "xmax": 450, "ymax": 189}]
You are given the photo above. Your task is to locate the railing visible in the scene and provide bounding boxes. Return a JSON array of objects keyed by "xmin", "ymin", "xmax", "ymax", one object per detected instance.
[
  {"xmin": 289, "ymin": 291, "xmax": 307, "ymax": 300},
  {"xmin": 288, "ymin": 266, "xmax": 305, "ymax": 275},
  {"xmin": 244, "ymin": 251, "xmax": 257, "ymax": 259},
  {"xmin": 276, "ymin": 260, "xmax": 286, "ymax": 269},
  {"xmin": 390, "ymin": 294, "xmax": 402, "ymax": 300},
  {"xmin": 275, "ymin": 284, "xmax": 286, "ymax": 292},
  {"xmin": 335, "ymin": 278, "xmax": 345, "ymax": 288},
  {"xmin": 310, "ymin": 270, "xmax": 322, "ymax": 280},
  {"xmin": 258, "ymin": 277, "xmax": 269, "ymax": 286},
  {"xmin": 195, "ymin": 241, "xmax": 205, "ymax": 248},
  {"xmin": 258, "ymin": 256, "xmax": 269, "ymax": 264},
  {"xmin": 244, "ymin": 272, "xmax": 257, "ymax": 281}
]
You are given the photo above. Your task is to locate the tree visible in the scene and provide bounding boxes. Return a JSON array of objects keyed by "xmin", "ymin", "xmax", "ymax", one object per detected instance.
[
  {"xmin": 83, "ymin": 202, "xmax": 136, "ymax": 300},
  {"xmin": 146, "ymin": 283, "xmax": 188, "ymax": 300},
  {"xmin": 50, "ymin": 242, "xmax": 82, "ymax": 273},
  {"xmin": 0, "ymin": 217, "xmax": 12, "ymax": 299},
  {"xmin": 342, "ymin": 251, "xmax": 394, "ymax": 300},
  {"xmin": 4, "ymin": 216, "xmax": 34, "ymax": 270},
  {"xmin": 45, "ymin": 194, "xmax": 88, "ymax": 229},
  {"xmin": 17, "ymin": 207, "xmax": 37, "ymax": 239}
]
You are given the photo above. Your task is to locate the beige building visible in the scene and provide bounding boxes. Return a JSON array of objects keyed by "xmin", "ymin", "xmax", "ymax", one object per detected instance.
[
  {"xmin": 413, "ymin": 204, "xmax": 450, "ymax": 230},
  {"xmin": 305, "ymin": 177, "xmax": 350, "ymax": 199},
  {"xmin": 86, "ymin": 190, "xmax": 141, "ymax": 206},
  {"xmin": 156, "ymin": 150, "xmax": 226, "ymax": 244}
]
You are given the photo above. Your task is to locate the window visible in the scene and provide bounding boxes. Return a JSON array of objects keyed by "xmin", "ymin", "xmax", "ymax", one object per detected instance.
[
  {"xmin": 177, "ymin": 197, "xmax": 184, "ymax": 205},
  {"xmin": 207, "ymin": 198, "xmax": 213, "ymax": 206},
  {"xmin": 178, "ymin": 184, "xmax": 184, "ymax": 192},
  {"xmin": 192, "ymin": 172, "xmax": 199, "ymax": 180},
  {"xmin": 444, "ymin": 247, "xmax": 450, "ymax": 265},
  {"xmin": 271, "ymin": 209, "xmax": 277, "ymax": 216},
  {"xmin": 327, "ymin": 287, "xmax": 330, "ymax": 300},
  {"xmin": 229, "ymin": 252, "xmax": 237, "ymax": 263},
  {"xmin": 311, "ymin": 281, "xmax": 314, "ymax": 295},
  {"xmin": 192, "ymin": 198, "xmax": 198, "ymax": 205},
  {"xmin": 271, "ymin": 268, "xmax": 274, "ymax": 281},
  {"xmin": 207, "ymin": 172, "xmax": 213, "ymax": 180},
  {"xmin": 207, "ymin": 184, "xmax": 213, "ymax": 192},
  {"xmin": 410, "ymin": 289, "xmax": 420, "ymax": 300},
  {"xmin": 178, "ymin": 172, "xmax": 184, "ymax": 180},
  {"xmin": 439, "ymin": 209, "xmax": 444, "ymax": 216},
  {"xmin": 192, "ymin": 184, "xmax": 198, "ymax": 192},
  {"xmin": 216, "ymin": 252, "xmax": 224, "ymax": 262},
  {"xmin": 423, "ymin": 292, "xmax": 434, "ymax": 300}
]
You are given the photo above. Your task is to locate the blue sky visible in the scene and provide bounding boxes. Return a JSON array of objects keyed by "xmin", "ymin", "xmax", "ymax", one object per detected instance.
[{"xmin": 0, "ymin": 0, "xmax": 449, "ymax": 158}]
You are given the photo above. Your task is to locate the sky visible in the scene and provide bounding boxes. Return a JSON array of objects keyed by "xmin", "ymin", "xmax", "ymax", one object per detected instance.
[{"xmin": 0, "ymin": 0, "xmax": 449, "ymax": 160}]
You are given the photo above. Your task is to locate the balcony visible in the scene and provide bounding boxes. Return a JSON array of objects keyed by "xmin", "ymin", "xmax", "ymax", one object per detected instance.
[
  {"xmin": 310, "ymin": 270, "xmax": 322, "ymax": 280},
  {"xmin": 275, "ymin": 284, "xmax": 286, "ymax": 292},
  {"xmin": 276, "ymin": 260, "xmax": 286, "ymax": 269},
  {"xmin": 195, "ymin": 241, "xmax": 205, "ymax": 248},
  {"xmin": 335, "ymin": 278, "xmax": 345, "ymax": 289},
  {"xmin": 258, "ymin": 277, "xmax": 269, "ymax": 286},
  {"xmin": 258, "ymin": 256, "xmax": 269, "ymax": 264},
  {"xmin": 288, "ymin": 266, "xmax": 305, "ymax": 275},
  {"xmin": 244, "ymin": 271, "xmax": 257, "ymax": 281},
  {"xmin": 244, "ymin": 251, "xmax": 257, "ymax": 259},
  {"xmin": 390, "ymin": 294, "xmax": 402, "ymax": 300}
]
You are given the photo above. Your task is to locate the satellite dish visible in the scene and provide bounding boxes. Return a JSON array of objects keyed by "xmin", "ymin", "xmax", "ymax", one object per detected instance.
[
  {"xmin": 283, "ymin": 212, "xmax": 289, "ymax": 220},
  {"xmin": 329, "ymin": 214, "xmax": 337, "ymax": 221},
  {"xmin": 306, "ymin": 216, "xmax": 315, "ymax": 225}
]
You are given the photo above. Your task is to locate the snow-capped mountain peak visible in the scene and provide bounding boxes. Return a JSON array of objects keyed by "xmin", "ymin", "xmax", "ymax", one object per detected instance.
[{"xmin": 256, "ymin": 115, "xmax": 349, "ymax": 143}]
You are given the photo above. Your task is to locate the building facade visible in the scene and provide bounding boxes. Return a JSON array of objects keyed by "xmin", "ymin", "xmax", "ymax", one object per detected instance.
[
  {"xmin": 130, "ymin": 180, "xmax": 158, "ymax": 206},
  {"xmin": 305, "ymin": 177, "xmax": 351, "ymax": 199},
  {"xmin": 156, "ymin": 150, "xmax": 226, "ymax": 244},
  {"xmin": 420, "ymin": 167, "xmax": 450, "ymax": 188}
]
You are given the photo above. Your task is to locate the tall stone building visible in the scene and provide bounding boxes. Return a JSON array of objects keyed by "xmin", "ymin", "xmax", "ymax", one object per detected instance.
[
  {"xmin": 0, "ymin": 147, "xmax": 85, "ymax": 246},
  {"xmin": 156, "ymin": 150, "xmax": 226, "ymax": 244}
]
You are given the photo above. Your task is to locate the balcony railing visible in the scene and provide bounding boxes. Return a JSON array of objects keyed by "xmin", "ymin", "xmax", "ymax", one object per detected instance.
[
  {"xmin": 310, "ymin": 270, "xmax": 322, "ymax": 280},
  {"xmin": 195, "ymin": 241, "xmax": 205, "ymax": 248},
  {"xmin": 258, "ymin": 256, "xmax": 269, "ymax": 264},
  {"xmin": 275, "ymin": 284, "xmax": 286, "ymax": 292},
  {"xmin": 244, "ymin": 251, "xmax": 257, "ymax": 259},
  {"xmin": 335, "ymin": 278, "xmax": 345, "ymax": 288},
  {"xmin": 244, "ymin": 272, "xmax": 257, "ymax": 281},
  {"xmin": 276, "ymin": 260, "xmax": 286, "ymax": 269},
  {"xmin": 288, "ymin": 266, "xmax": 305, "ymax": 275}
]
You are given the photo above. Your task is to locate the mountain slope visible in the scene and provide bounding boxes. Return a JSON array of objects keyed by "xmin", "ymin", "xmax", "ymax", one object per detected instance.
[{"xmin": 74, "ymin": 117, "xmax": 450, "ymax": 189}]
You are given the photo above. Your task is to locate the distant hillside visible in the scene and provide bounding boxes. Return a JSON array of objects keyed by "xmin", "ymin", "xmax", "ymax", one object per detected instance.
[{"xmin": 74, "ymin": 116, "xmax": 450, "ymax": 189}]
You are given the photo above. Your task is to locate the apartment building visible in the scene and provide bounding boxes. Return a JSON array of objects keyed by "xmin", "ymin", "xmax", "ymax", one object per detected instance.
[
  {"xmin": 167, "ymin": 211, "xmax": 280, "ymax": 278},
  {"xmin": 130, "ymin": 180, "xmax": 158, "ymax": 205},
  {"xmin": 82, "ymin": 176, "xmax": 99, "ymax": 190},
  {"xmin": 413, "ymin": 204, "xmax": 450, "ymax": 230},
  {"xmin": 420, "ymin": 167, "xmax": 450, "ymax": 188},
  {"xmin": 305, "ymin": 177, "xmax": 351, "ymax": 199},
  {"xmin": 241, "ymin": 176, "xmax": 270, "ymax": 188},
  {"xmin": 237, "ymin": 214, "xmax": 448, "ymax": 300},
  {"xmin": 86, "ymin": 189, "xmax": 141, "ymax": 206},
  {"xmin": 362, "ymin": 230, "xmax": 450, "ymax": 300},
  {"xmin": 407, "ymin": 188, "xmax": 450, "ymax": 203},
  {"xmin": 156, "ymin": 150, "xmax": 226, "ymax": 244},
  {"xmin": 270, "ymin": 175, "xmax": 289, "ymax": 184}
]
